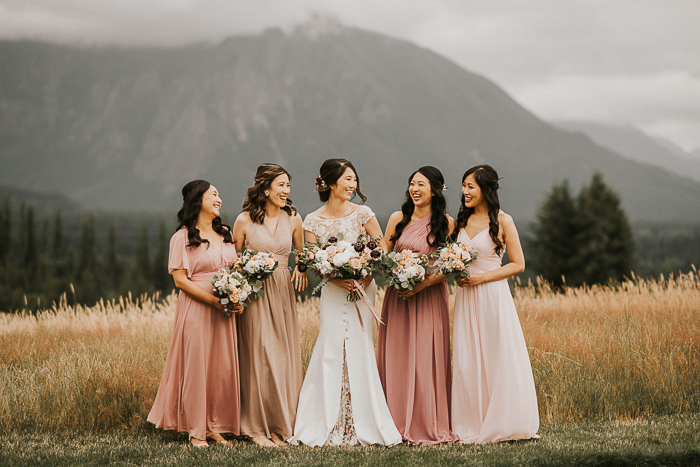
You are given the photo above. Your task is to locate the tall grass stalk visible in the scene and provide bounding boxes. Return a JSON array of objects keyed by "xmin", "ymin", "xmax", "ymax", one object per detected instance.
[{"xmin": 1, "ymin": 271, "xmax": 698, "ymax": 433}]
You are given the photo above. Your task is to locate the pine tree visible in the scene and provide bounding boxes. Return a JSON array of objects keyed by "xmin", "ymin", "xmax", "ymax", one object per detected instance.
[
  {"xmin": 136, "ymin": 226, "xmax": 151, "ymax": 282},
  {"xmin": 577, "ymin": 172, "xmax": 637, "ymax": 284},
  {"xmin": 0, "ymin": 196, "xmax": 10, "ymax": 262},
  {"xmin": 526, "ymin": 181, "xmax": 580, "ymax": 287},
  {"xmin": 23, "ymin": 206, "xmax": 38, "ymax": 272},
  {"xmin": 152, "ymin": 221, "xmax": 171, "ymax": 292},
  {"xmin": 78, "ymin": 214, "xmax": 98, "ymax": 280},
  {"xmin": 105, "ymin": 221, "xmax": 119, "ymax": 290},
  {"xmin": 52, "ymin": 209, "xmax": 63, "ymax": 259}
]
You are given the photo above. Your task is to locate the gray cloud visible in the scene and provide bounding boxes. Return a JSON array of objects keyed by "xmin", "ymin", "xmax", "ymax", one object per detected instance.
[{"xmin": 1, "ymin": 0, "xmax": 699, "ymax": 150}]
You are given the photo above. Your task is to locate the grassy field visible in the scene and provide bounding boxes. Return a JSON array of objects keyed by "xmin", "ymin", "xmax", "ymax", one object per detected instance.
[{"xmin": 0, "ymin": 271, "xmax": 699, "ymax": 464}]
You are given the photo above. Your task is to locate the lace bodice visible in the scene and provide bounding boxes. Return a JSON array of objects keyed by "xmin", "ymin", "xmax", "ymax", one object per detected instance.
[{"xmin": 303, "ymin": 205, "xmax": 375, "ymax": 244}]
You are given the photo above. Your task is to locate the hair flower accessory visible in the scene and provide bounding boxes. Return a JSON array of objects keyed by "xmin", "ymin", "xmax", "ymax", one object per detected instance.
[{"xmin": 315, "ymin": 176, "xmax": 328, "ymax": 190}]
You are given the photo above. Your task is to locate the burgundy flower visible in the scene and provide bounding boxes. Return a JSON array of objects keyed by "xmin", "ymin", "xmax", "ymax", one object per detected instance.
[
  {"xmin": 296, "ymin": 263, "xmax": 308, "ymax": 272},
  {"xmin": 367, "ymin": 241, "xmax": 377, "ymax": 250},
  {"xmin": 328, "ymin": 236, "xmax": 338, "ymax": 244},
  {"xmin": 370, "ymin": 249, "xmax": 381, "ymax": 259},
  {"xmin": 354, "ymin": 242, "xmax": 364, "ymax": 252},
  {"xmin": 322, "ymin": 245, "xmax": 329, "ymax": 250}
]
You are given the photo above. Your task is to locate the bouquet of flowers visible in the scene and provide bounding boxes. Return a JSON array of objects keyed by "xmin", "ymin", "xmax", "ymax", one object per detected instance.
[
  {"xmin": 432, "ymin": 239, "xmax": 478, "ymax": 279},
  {"xmin": 296, "ymin": 233, "xmax": 382, "ymax": 301},
  {"xmin": 231, "ymin": 249, "xmax": 279, "ymax": 301},
  {"xmin": 380, "ymin": 249, "xmax": 430, "ymax": 297},
  {"xmin": 210, "ymin": 267, "xmax": 254, "ymax": 318}
]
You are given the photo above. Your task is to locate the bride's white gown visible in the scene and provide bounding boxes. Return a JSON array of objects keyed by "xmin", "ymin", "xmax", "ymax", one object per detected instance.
[{"xmin": 288, "ymin": 205, "xmax": 401, "ymax": 447}]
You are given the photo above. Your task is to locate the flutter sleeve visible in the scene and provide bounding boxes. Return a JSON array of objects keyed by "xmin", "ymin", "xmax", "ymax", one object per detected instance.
[
  {"xmin": 358, "ymin": 205, "xmax": 376, "ymax": 226},
  {"xmin": 168, "ymin": 229, "xmax": 192, "ymax": 278}
]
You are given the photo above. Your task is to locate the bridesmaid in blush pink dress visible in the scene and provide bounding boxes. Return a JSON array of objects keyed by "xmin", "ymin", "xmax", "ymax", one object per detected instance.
[
  {"xmin": 148, "ymin": 180, "xmax": 241, "ymax": 448},
  {"xmin": 376, "ymin": 166, "xmax": 457, "ymax": 445},
  {"xmin": 451, "ymin": 165, "xmax": 539, "ymax": 443}
]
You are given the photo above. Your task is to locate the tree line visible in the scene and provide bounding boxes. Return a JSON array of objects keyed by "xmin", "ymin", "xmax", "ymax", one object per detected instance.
[
  {"xmin": 0, "ymin": 197, "xmax": 173, "ymax": 312},
  {"xmin": 2, "ymin": 172, "xmax": 696, "ymax": 311}
]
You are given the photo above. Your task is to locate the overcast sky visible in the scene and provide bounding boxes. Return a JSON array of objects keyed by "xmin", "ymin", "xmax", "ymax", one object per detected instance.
[{"xmin": 2, "ymin": 0, "xmax": 699, "ymax": 151}]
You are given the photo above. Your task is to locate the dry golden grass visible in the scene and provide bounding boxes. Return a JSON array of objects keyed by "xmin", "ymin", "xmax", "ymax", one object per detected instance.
[{"xmin": 1, "ymin": 271, "xmax": 698, "ymax": 433}]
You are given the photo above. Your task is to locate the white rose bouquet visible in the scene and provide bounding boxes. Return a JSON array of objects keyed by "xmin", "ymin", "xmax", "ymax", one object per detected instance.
[
  {"xmin": 295, "ymin": 233, "xmax": 382, "ymax": 301},
  {"xmin": 432, "ymin": 239, "xmax": 478, "ymax": 279},
  {"xmin": 231, "ymin": 249, "xmax": 279, "ymax": 300},
  {"xmin": 380, "ymin": 249, "xmax": 430, "ymax": 299},
  {"xmin": 210, "ymin": 267, "xmax": 254, "ymax": 318}
]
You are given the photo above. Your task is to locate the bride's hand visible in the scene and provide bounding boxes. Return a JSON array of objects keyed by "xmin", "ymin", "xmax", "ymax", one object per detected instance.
[{"xmin": 330, "ymin": 278, "xmax": 354, "ymax": 293}]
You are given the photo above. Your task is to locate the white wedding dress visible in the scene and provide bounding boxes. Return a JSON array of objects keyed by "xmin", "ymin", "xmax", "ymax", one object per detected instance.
[{"xmin": 288, "ymin": 205, "xmax": 401, "ymax": 447}]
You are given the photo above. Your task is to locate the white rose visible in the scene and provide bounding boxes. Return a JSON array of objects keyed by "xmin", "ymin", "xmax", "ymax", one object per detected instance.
[
  {"xmin": 405, "ymin": 266, "xmax": 418, "ymax": 277},
  {"xmin": 239, "ymin": 290, "xmax": 248, "ymax": 302},
  {"xmin": 336, "ymin": 240, "xmax": 351, "ymax": 251},
  {"xmin": 244, "ymin": 262, "xmax": 257, "ymax": 274},
  {"xmin": 333, "ymin": 252, "xmax": 351, "ymax": 267},
  {"xmin": 461, "ymin": 251, "xmax": 471, "ymax": 261}
]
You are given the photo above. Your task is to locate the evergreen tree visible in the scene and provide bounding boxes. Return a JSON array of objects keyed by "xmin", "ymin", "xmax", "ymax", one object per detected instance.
[
  {"xmin": 152, "ymin": 221, "xmax": 171, "ymax": 292},
  {"xmin": 0, "ymin": 196, "xmax": 10, "ymax": 262},
  {"xmin": 52, "ymin": 209, "xmax": 63, "ymax": 259},
  {"xmin": 18, "ymin": 202, "xmax": 27, "ymax": 263},
  {"xmin": 526, "ymin": 181, "xmax": 579, "ymax": 287},
  {"xmin": 42, "ymin": 219, "xmax": 51, "ymax": 257},
  {"xmin": 577, "ymin": 172, "xmax": 637, "ymax": 284},
  {"xmin": 528, "ymin": 172, "xmax": 637, "ymax": 287},
  {"xmin": 105, "ymin": 221, "xmax": 119, "ymax": 290},
  {"xmin": 23, "ymin": 206, "xmax": 38, "ymax": 273},
  {"xmin": 135, "ymin": 226, "xmax": 151, "ymax": 282},
  {"xmin": 78, "ymin": 214, "xmax": 99, "ymax": 279}
]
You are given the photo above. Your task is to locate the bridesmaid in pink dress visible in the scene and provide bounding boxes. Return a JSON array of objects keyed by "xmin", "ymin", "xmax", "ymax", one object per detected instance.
[
  {"xmin": 376, "ymin": 166, "xmax": 457, "ymax": 445},
  {"xmin": 148, "ymin": 180, "xmax": 241, "ymax": 448},
  {"xmin": 451, "ymin": 165, "xmax": 539, "ymax": 443}
]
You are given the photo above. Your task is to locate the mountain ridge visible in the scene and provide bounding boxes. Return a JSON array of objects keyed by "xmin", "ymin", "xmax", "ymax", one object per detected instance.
[{"xmin": 2, "ymin": 25, "xmax": 700, "ymax": 222}]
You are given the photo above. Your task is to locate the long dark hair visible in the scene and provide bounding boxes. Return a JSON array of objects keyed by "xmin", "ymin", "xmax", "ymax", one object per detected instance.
[
  {"xmin": 176, "ymin": 179, "xmax": 233, "ymax": 248},
  {"xmin": 315, "ymin": 158, "xmax": 367, "ymax": 204},
  {"xmin": 453, "ymin": 165, "xmax": 503, "ymax": 255},
  {"xmin": 390, "ymin": 166, "xmax": 448, "ymax": 247},
  {"xmin": 242, "ymin": 163, "xmax": 297, "ymax": 224}
]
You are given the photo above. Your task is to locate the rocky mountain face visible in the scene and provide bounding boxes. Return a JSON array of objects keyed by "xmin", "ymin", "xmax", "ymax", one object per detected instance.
[{"xmin": 2, "ymin": 24, "xmax": 700, "ymax": 222}]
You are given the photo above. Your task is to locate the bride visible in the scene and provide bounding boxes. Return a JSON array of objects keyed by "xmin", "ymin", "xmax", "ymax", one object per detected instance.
[{"xmin": 288, "ymin": 158, "xmax": 401, "ymax": 447}]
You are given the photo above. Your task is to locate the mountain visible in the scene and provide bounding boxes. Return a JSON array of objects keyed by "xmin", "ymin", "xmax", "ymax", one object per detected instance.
[
  {"xmin": 554, "ymin": 121, "xmax": 700, "ymax": 184},
  {"xmin": 2, "ymin": 21, "xmax": 700, "ymax": 223}
]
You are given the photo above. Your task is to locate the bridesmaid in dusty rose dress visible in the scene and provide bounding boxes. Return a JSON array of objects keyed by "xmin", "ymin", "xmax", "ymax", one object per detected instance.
[
  {"xmin": 232, "ymin": 164, "xmax": 307, "ymax": 448},
  {"xmin": 148, "ymin": 180, "xmax": 240, "ymax": 448},
  {"xmin": 451, "ymin": 164, "xmax": 539, "ymax": 443},
  {"xmin": 377, "ymin": 166, "xmax": 457, "ymax": 445}
]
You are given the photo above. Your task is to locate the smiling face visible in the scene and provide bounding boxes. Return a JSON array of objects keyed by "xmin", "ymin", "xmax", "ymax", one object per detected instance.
[
  {"xmin": 329, "ymin": 167, "xmax": 357, "ymax": 202},
  {"xmin": 266, "ymin": 173, "xmax": 291, "ymax": 209},
  {"xmin": 409, "ymin": 171, "xmax": 433, "ymax": 208},
  {"xmin": 200, "ymin": 185, "xmax": 222, "ymax": 218},
  {"xmin": 462, "ymin": 173, "xmax": 484, "ymax": 209}
]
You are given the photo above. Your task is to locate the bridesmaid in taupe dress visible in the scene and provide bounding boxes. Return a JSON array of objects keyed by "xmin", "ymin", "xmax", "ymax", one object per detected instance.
[{"xmin": 232, "ymin": 163, "xmax": 307, "ymax": 447}]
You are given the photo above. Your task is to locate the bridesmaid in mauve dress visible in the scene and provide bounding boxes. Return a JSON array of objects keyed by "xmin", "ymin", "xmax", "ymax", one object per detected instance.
[
  {"xmin": 232, "ymin": 164, "xmax": 306, "ymax": 448},
  {"xmin": 148, "ymin": 180, "xmax": 240, "ymax": 448},
  {"xmin": 451, "ymin": 165, "xmax": 539, "ymax": 443},
  {"xmin": 376, "ymin": 166, "xmax": 457, "ymax": 445}
]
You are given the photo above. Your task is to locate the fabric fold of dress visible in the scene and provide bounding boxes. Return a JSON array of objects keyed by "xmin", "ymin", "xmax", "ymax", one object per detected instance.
[
  {"xmin": 376, "ymin": 214, "xmax": 456, "ymax": 445},
  {"xmin": 289, "ymin": 205, "xmax": 402, "ymax": 447},
  {"xmin": 147, "ymin": 228, "xmax": 240, "ymax": 440},
  {"xmin": 237, "ymin": 212, "xmax": 303, "ymax": 440},
  {"xmin": 451, "ymin": 223, "xmax": 539, "ymax": 443}
]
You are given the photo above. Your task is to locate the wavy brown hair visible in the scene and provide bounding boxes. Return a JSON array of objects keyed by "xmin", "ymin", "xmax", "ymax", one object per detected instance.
[
  {"xmin": 242, "ymin": 163, "xmax": 297, "ymax": 224},
  {"xmin": 453, "ymin": 165, "xmax": 504, "ymax": 256},
  {"xmin": 390, "ymin": 166, "xmax": 449, "ymax": 247},
  {"xmin": 176, "ymin": 179, "xmax": 233, "ymax": 248},
  {"xmin": 316, "ymin": 158, "xmax": 367, "ymax": 204}
]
